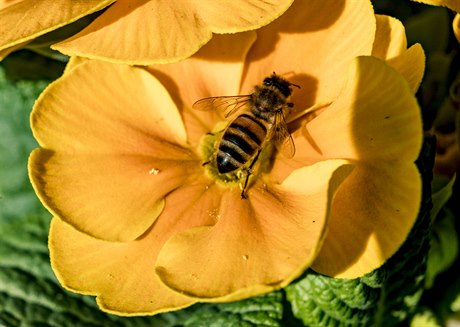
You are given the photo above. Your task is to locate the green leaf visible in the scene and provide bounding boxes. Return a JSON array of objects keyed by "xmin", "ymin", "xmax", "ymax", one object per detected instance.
[
  {"xmin": 285, "ymin": 270, "xmax": 382, "ymax": 326},
  {"xmin": 451, "ymin": 293, "xmax": 460, "ymax": 312},
  {"xmin": 410, "ymin": 307, "xmax": 441, "ymax": 327},
  {"xmin": 285, "ymin": 136, "xmax": 435, "ymax": 326},
  {"xmin": 424, "ymin": 173, "xmax": 456, "ymax": 288},
  {"xmin": 425, "ymin": 209, "xmax": 458, "ymax": 288},
  {"xmin": 0, "ymin": 66, "xmax": 49, "ymax": 221},
  {"xmin": 183, "ymin": 293, "xmax": 284, "ymax": 327}
]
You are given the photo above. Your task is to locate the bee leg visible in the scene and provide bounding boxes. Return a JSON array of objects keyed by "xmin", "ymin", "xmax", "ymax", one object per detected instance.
[
  {"xmin": 240, "ymin": 171, "xmax": 250, "ymax": 199},
  {"xmin": 240, "ymin": 149, "xmax": 262, "ymax": 199},
  {"xmin": 202, "ymin": 161, "xmax": 210, "ymax": 166}
]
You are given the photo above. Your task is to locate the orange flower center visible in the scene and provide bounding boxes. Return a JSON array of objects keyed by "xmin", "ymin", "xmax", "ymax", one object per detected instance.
[{"xmin": 200, "ymin": 121, "xmax": 277, "ymax": 193}]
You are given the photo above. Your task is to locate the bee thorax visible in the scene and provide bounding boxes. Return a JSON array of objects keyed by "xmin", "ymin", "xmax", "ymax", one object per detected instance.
[{"xmin": 251, "ymin": 87, "xmax": 287, "ymax": 121}]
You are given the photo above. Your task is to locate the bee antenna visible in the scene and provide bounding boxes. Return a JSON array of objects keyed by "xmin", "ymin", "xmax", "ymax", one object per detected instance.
[{"xmin": 291, "ymin": 83, "xmax": 301, "ymax": 89}]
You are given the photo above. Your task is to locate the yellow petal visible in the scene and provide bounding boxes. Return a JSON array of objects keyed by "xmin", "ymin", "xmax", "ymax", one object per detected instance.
[
  {"xmin": 411, "ymin": 0, "xmax": 460, "ymax": 12},
  {"xmin": 312, "ymin": 162, "xmax": 422, "ymax": 278},
  {"xmin": 31, "ymin": 60, "xmax": 187, "ymax": 152},
  {"xmin": 195, "ymin": 0, "xmax": 294, "ymax": 33},
  {"xmin": 30, "ymin": 60, "xmax": 198, "ymax": 241},
  {"xmin": 30, "ymin": 149, "xmax": 198, "ymax": 242},
  {"xmin": 387, "ymin": 44, "xmax": 425, "ymax": 92},
  {"xmin": 0, "ymin": 0, "xmax": 114, "ymax": 51},
  {"xmin": 301, "ymin": 56, "xmax": 423, "ymax": 162},
  {"xmin": 149, "ymin": 32, "xmax": 257, "ymax": 147},
  {"xmin": 62, "ymin": 56, "xmax": 87, "ymax": 74},
  {"xmin": 54, "ymin": 0, "xmax": 291, "ymax": 65},
  {"xmin": 372, "ymin": 15, "xmax": 425, "ymax": 92},
  {"xmin": 0, "ymin": 40, "xmax": 28, "ymax": 60},
  {"xmin": 53, "ymin": 0, "xmax": 208, "ymax": 65},
  {"xmin": 0, "ymin": 0, "xmax": 22, "ymax": 8},
  {"xmin": 454, "ymin": 13, "xmax": 460, "ymax": 43},
  {"xmin": 49, "ymin": 217, "xmax": 196, "ymax": 315},
  {"xmin": 50, "ymin": 177, "xmax": 224, "ymax": 312},
  {"xmin": 242, "ymin": 0, "xmax": 376, "ymax": 109},
  {"xmin": 372, "ymin": 15, "xmax": 407, "ymax": 60},
  {"xmin": 155, "ymin": 159, "xmax": 353, "ymax": 299}
]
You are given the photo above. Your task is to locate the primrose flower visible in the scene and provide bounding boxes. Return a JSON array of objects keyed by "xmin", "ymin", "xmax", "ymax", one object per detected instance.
[
  {"xmin": 29, "ymin": 0, "xmax": 424, "ymax": 315},
  {"xmin": 0, "ymin": 0, "xmax": 293, "ymax": 64}
]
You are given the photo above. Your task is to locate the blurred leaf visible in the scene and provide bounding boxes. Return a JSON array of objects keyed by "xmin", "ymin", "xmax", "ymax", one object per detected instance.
[
  {"xmin": 427, "ymin": 270, "xmax": 460, "ymax": 323},
  {"xmin": 371, "ymin": 0, "xmax": 425, "ymax": 21},
  {"xmin": 449, "ymin": 77, "xmax": 460, "ymax": 147},
  {"xmin": 425, "ymin": 209, "xmax": 458, "ymax": 288},
  {"xmin": 286, "ymin": 137, "xmax": 435, "ymax": 326},
  {"xmin": 431, "ymin": 175, "xmax": 455, "ymax": 218},
  {"xmin": 410, "ymin": 307, "xmax": 441, "ymax": 327},
  {"xmin": 405, "ymin": 7, "xmax": 450, "ymax": 53},
  {"xmin": 424, "ymin": 158, "xmax": 457, "ymax": 289},
  {"xmin": 0, "ymin": 67, "xmax": 49, "ymax": 220},
  {"xmin": 419, "ymin": 52, "xmax": 455, "ymax": 129},
  {"xmin": 451, "ymin": 293, "xmax": 460, "ymax": 312},
  {"xmin": 404, "ymin": 7, "xmax": 454, "ymax": 130},
  {"xmin": 1, "ymin": 50, "xmax": 66, "ymax": 81}
]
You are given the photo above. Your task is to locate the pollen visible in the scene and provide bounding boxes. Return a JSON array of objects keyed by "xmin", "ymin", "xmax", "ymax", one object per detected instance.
[
  {"xmin": 199, "ymin": 122, "xmax": 277, "ymax": 191},
  {"xmin": 149, "ymin": 168, "xmax": 161, "ymax": 175}
]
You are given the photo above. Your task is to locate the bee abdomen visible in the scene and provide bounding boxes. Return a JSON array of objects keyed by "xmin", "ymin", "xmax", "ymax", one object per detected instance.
[{"xmin": 217, "ymin": 114, "xmax": 267, "ymax": 174}]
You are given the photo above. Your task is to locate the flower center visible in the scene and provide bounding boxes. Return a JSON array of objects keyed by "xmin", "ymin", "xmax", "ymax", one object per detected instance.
[{"xmin": 200, "ymin": 121, "xmax": 276, "ymax": 189}]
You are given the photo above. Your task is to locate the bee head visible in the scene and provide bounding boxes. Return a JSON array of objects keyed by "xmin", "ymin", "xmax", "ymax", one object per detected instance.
[{"xmin": 263, "ymin": 73, "xmax": 300, "ymax": 98}]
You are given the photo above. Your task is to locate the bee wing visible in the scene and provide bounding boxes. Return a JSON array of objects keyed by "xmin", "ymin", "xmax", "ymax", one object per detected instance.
[
  {"xmin": 192, "ymin": 95, "xmax": 252, "ymax": 118},
  {"xmin": 271, "ymin": 111, "xmax": 296, "ymax": 158}
]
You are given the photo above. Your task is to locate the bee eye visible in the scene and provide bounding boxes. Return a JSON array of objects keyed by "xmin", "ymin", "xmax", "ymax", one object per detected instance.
[{"xmin": 263, "ymin": 79, "xmax": 272, "ymax": 86}]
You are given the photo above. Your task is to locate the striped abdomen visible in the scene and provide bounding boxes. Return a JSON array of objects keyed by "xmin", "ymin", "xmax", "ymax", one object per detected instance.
[{"xmin": 217, "ymin": 114, "xmax": 267, "ymax": 174}]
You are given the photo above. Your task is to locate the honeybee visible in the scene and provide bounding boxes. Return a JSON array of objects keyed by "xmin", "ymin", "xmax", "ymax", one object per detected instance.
[{"xmin": 193, "ymin": 73, "xmax": 300, "ymax": 199}]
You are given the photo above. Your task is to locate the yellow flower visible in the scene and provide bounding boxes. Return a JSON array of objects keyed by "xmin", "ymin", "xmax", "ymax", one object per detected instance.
[
  {"xmin": 0, "ymin": 0, "xmax": 293, "ymax": 64},
  {"xmin": 29, "ymin": 0, "xmax": 424, "ymax": 315}
]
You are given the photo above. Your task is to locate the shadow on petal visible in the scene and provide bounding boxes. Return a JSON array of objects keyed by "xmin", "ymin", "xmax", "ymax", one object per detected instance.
[
  {"xmin": 312, "ymin": 162, "xmax": 421, "ymax": 278},
  {"xmin": 242, "ymin": 0, "xmax": 374, "ymax": 109},
  {"xmin": 303, "ymin": 56, "xmax": 423, "ymax": 162},
  {"xmin": 245, "ymin": 0, "xmax": 346, "ymax": 62}
]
